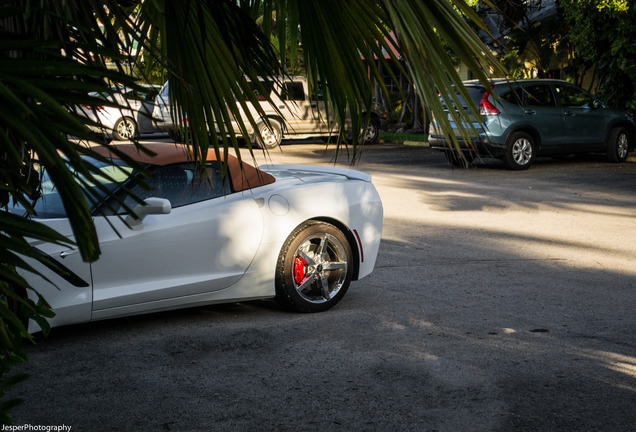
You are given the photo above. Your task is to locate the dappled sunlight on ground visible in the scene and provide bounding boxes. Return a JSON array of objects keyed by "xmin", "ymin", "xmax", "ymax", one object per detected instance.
[{"xmin": 374, "ymin": 170, "xmax": 636, "ymax": 277}]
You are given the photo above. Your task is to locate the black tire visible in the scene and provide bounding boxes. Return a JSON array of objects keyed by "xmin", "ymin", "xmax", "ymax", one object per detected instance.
[
  {"xmin": 112, "ymin": 117, "xmax": 137, "ymax": 140},
  {"xmin": 363, "ymin": 120, "xmax": 380, "ymax": 144},
  {"xmin": 504, "ymin": 131, "xmax": 535, "ymax": 170},
  {"xmin": 444, "ymin": 150, "xmax": 474, "ymax": 168},
  {"xmin": 254, "ymin": 119, "xmax": 282, "ymax": 149},
  {"xmin": 275, "ymin": 221, "xmax": 353, "ymax": 313},
  {"xmin": 606, "ymin": 126, "xmax": 629, "ymax": 163}
]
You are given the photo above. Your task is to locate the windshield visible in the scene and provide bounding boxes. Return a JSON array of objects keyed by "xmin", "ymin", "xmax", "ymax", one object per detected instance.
[{"xmin": 8, "ymin": 156, "xmax": 134, "ymax": 219}]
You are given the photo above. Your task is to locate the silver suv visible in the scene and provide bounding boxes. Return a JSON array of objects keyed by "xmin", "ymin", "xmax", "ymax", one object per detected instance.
[
  {"xmin": 429, "ymin": 79, "xmax": 636, "ymax": 169},
  {"xmin": 153, "ymin": 76, "xmax": 386, "ymax": 148}
]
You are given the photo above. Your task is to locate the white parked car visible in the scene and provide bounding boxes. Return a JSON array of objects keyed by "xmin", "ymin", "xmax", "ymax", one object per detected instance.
[
  {"xmin": 13, "ymin": 142, "xmax": 383, "ymax": 332},
  {"xmin": 78, "ymin": 85, "xmax": 162, "ymax": 140},
  {"xmin": 153, "ymin": 77, "xmax": 386, "ymax": 147}
]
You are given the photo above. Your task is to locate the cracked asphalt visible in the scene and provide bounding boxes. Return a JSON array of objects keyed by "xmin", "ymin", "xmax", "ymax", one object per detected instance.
[{"xmin": 10, "ymin": 141, "xmax": 636, "ymax": 431}]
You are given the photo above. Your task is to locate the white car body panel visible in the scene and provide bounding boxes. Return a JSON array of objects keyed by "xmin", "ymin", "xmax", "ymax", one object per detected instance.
[
  {"xmin": 20, "ymin": 220, "xmax": 93, "ymax": 329},
  {"xmin": 19, "ymin": 156, "xmax": 382, "ymax": 333},
  {"xmin": 90, "ymin": 195, "xmax": 263, "ymax": 318}
]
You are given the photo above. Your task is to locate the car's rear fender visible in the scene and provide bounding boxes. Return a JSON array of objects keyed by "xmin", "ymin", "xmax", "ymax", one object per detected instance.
[
  {"xmin": 503, "ymin": 124, "xmax": 542, "ymax": 151},
  {"xmin": 252, "ymin": 178, "xmax": 382, "ymax": 280}
]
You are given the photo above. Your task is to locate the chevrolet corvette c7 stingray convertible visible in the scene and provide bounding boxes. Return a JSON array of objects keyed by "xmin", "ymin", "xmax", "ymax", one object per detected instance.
[{"xmin": 11, "ymin": 142, "xmax": 383, "ymax": 332}]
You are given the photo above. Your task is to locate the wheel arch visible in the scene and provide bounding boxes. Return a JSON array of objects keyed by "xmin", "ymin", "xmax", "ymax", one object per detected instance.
[
  {"xmin": 293, "ymin": 217, "xmax": 362, "ymax": 281},
  {"xmin": 506, "ymin": 125, "xmax": 542, "ymax": 151},
  {"xmin": 255, "ymin": 115, "xmax": 286, "ymax": 135},
  {"xmin": 363, "ymin": 111, "xmax": 381, "ymax": 125},
  {"xmin": 115, "ymin": 115, "xmax": 137, "ymax": 128}
]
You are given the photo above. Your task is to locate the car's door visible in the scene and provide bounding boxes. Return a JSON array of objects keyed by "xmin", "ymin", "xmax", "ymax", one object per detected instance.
[
  {"xmin": 10, "ymin": 165, "xmax": 97, "ymax": 330},
  {"xmin": 519, "ymin": 83, "xmax": 565, "ymax": 151},
  {"xmin": 152, "ymin": 82, "xmax": 172, "ymax": 129},
  {"xmin": 278, "ymin": 80, "xmax": 310, "ymax": 134},
  {"xmin": 22, "ymin": 219, "xmax": 93, "ymax": 330},
  {"xmin": 554, "ymin": 84, "xmax": 607, "ymax": 150},
  {"xmin": 89, "ymin": 163, "xmax": 264, "ymax": 317},
  {"xmin": 134, "ymin": 88, "xmax": 159, "ymax": 133}
]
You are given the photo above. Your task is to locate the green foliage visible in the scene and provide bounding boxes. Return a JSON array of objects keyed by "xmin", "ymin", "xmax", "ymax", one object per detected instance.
[
  {"xmin": 562, "ymin": 0, "xmax": 636, "ymax": 111},
  {"xmin": 0, "ymin": 0, "xmax": 151, "ymax": 422},
  {"xmin": 483, "ymin": 0, "xmax": 636, "ymax": 112}
]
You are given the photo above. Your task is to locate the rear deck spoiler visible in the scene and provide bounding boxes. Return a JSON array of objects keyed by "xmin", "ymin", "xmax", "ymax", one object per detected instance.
[{"xmin": 259, "ymin": 164, "xmax": 372, "ymax": 182}]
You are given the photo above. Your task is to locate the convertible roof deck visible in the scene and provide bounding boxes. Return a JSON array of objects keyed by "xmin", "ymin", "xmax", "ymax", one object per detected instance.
[{"xmin": 91, "ymin": 142, "xmax": 275, "ymax": 192}]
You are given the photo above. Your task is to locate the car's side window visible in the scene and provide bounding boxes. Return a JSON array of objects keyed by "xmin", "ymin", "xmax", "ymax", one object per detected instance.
[
  {"xmin": 500, "ymin": 87, "xmax": 523, "ymax": 105},
  {"xmin": 247, "ymin": 81, "xmax": 273, "ymax": 101},
  {"xmin": 522, "ymin": 85, "xmax": 556, "ymax": 107},
  {"xmin": 120, "ymin": 163, "xmax": 230, "ymax": 212},
  {"xmin": 555, "ymin": 85, "xmax": 595, "ymax": 109},
  {"xmin": 281, "ymin": 82, "xmax": 305, "ymax": 101}
]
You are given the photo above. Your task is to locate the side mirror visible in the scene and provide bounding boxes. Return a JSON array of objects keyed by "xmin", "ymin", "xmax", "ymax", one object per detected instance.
[
  {"xmin": 591, "ymin": 99, "xmax": 605, "ymax": 110},
  {"xmin": 126, "ymin": 197, "xmax": 171, "ymax": 228}
]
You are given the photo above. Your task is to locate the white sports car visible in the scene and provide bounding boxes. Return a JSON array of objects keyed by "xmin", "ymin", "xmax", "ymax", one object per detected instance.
[{"xmin": 15, "ymin": 142, "xmax": 383, "ymax": 332}]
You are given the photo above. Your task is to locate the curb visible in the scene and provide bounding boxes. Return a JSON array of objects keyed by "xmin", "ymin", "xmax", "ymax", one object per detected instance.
[{"xmin": 402, "ymin": 140, "xmax": 429, "ymax": 147}]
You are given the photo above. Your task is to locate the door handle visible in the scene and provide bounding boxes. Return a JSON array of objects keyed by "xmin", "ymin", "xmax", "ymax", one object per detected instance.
[
  {"xmin": 278, "ymin": 105, "xmax": 287, "ymax": 109},
  {"xmin": 60, "ymin": 249, "xmax": 79, "ymax": 258},
  {"xmin": 564, "ymin": 111, "xmax": 576, "ymax": 117},
  {"xmin": 524, "ymin": 110, "xmax": 536, "ymax": 115}
]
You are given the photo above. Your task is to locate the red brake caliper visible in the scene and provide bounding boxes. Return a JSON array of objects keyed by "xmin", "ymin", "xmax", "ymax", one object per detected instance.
[{"xmin": 293, "ymin": 256, "xmax": 307, "ymax": 285}]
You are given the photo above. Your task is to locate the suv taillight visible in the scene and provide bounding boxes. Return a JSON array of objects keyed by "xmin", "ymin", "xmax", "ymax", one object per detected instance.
[{"xmin": 479, "ymin": 91, "xmax": 500, "ymax": 116}]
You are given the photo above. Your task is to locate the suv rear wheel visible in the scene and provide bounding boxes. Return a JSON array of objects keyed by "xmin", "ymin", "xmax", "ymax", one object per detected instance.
[{"xmin": 504, "ymin": 131, "xmax": 535, "ymax": 170}]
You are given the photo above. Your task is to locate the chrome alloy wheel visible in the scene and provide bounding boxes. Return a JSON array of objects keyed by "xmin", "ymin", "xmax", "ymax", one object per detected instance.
[
  {"xmin": 114, "ymin": 117, "xmax": 136, "ymax": 140},
  {"xmin": 363, "ymin": 121, "xmax": 379, "ymax": 144},
  {"xmin": 258, "ymin": 120, "xmax": 282, "ymax": 148},
  {"xmin": 261, "ymin": 127, "xmax": 279, "ymax": 147},
  {"xmin": 511, "ymin": 137, "xmax": 533, "ymax": 166},
  {"xmin": 617, "ymin": 132, "xmax": 629, "ymax": 160},
  {"xmin": 291, "ymin": 232, "xmax": 348, "ymax": 304}
]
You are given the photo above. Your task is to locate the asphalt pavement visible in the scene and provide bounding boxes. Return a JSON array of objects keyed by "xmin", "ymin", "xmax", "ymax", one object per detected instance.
[{"xmin": 9, "ymin": 141, "xmax": 636, "ymax": 431}]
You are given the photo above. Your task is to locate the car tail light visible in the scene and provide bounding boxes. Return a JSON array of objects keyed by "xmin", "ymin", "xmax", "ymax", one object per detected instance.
[
  {"xmin": 353, "ymin": 229, "xmax": 364, "ymax": 262},
  {"xmin": 479, "ymin": 91, "xmax": 500, "ymax": 116},
  {"xmin": 81, "ymin": 105, "xmax": 104, "ymax": 112}
]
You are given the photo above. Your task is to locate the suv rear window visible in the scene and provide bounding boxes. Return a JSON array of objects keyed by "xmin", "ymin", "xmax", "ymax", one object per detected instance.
[
  {"xmin": 466, "ymin": 86, "xmax": 487, "ymax": 106},
  {"xmin": 443, "ymin": 86, "xmax": 486, "ymax": 108}
]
